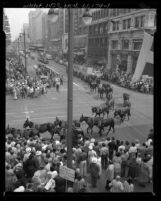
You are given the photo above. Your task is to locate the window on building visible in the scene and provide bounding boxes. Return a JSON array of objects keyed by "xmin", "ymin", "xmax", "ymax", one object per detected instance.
[
  {"xmin": 105, "ymin": 23, "xmax": 108, "ymax": 33},
  {"xmin": 133, "ymin": 39, "xmax": 143, "ymax": 50},
  {"xmin": 112, "ymin": 22, "xmax": 116, "ymax": 31},
  {"xmin": 140, "ymin": 15, "xmax": 145, "ymax": 27},
  {"xmin": 123, "ymin": 20, "xmax": 126, "ymax": 29},
  {"xmin": 122, "ymin": 39, "xmax": 129, "ymax": 50},
  {"xmin": 127, "ymin": 18, "xmax": 131, "ymax": 29},
  {"xmin": 116, "ymin": 21, "xmax": 120, "ymax": 30},
  {"xmin": 105, "ymin": 38, "xmax": 107, "ymax": 46},
  {"xmin": 95, "ymin": 26, "xmax": 98, "ymax": 34},
  {"xmin": 135, "ymin": 17, "xmax": 140, "ymax": 28},
  {"xmin": 111, "ymin": 40, "xmax": 118, "ymax": 49}
]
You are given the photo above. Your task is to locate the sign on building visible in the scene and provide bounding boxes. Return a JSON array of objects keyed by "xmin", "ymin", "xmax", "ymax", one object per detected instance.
[
  {"xmin": 131, "ymin": 31, "xmax": 153, "ymax": 83},
  {"xmin": 59, "ymin": 165, "xmax": 75, "ymax": 182}
]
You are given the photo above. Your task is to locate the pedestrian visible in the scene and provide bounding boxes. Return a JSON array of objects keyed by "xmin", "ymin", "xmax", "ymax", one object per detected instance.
[
  {"xmin": 89, "ymin": 157, "xmax": 100, "ymax": 188},
  {"xmin": 121, "ymin": 150, "xmax": 129, "ymax": 178},
  {"xmin": 137, "ymin": 158, "xmax": 150, "ymax": 187},
  {"xmin": 113, "ymin": 152, "xmax": 122, "ymax": 177},
  {"xmin": 105, "ymin": 160, "xmax": 114, "ymax": 191},
  {"xmin": 100, "ymin": 143, "xmax": 109, "ymax": 169},
  {"xmin": 109, "ymin": 175, "xmax": 124, "ymax": 192},
  {"xmin": 79, "ymin": 148, "xmax": 87, "ymax": 178},
  {"xmin": 23, "ymin": 152, "xmax": 38, "ymax": 179},
  {"xmin": 108, "ymin": 137, "xmax": 117, "ymax": 160},
  {"xmin": 123, "ymin": 177, "xmax": 134, "ymax": 192}
]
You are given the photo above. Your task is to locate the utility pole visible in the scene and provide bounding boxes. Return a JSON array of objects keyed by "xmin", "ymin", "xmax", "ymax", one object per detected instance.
[{"xmin": 67, "ymin": 8, "xmax": 73, "ymax": 170}]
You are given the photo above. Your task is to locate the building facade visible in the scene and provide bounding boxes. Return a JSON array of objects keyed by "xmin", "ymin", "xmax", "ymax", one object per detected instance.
[
  {"xmin": 28, "ymin": 9, "xmax": 44, "ymax": 45},
  {"xmin": 3, "ymin": 12, "xmax": 11, "ymax": 47},
  {"xmin": 61, "ymin": 8, "xmax": 89, "ymax": 55},
  {"xmin": 107, "ymin": 8, "xmax": 156, "ymax": 74},
  {"xmin": 48, "ymin": 8, "xmax": 64, "ymax": 56},
  {"xmin": 42, "ymin": 13, "xmax": 48, "ymax": 49},
  {"xmin": 87, "ymin": 8, "xmax": 110, "ymax": 65}
]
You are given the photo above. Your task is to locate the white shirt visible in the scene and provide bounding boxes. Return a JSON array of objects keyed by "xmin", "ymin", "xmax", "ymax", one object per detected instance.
[{"xmin": 129, "ymin": 146, "xmax": 137, "ymax": 153}]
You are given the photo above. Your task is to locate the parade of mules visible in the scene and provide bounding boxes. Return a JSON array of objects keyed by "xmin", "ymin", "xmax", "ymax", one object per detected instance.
[{"xmin": 6, "ymin": 88, "xmax": 131, "ymax": 148}]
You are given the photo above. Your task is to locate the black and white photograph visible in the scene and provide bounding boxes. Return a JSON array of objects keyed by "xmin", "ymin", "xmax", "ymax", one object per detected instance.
[{"xmin": 4, "ymin": 7, "xmax": 155, "ymax": 193}]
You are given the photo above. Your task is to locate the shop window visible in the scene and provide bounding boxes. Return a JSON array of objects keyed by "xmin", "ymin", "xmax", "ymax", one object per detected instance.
[
  {"xmin": 133, "ymin": 39, "xmax": 143, "ymax": 50},
  {"xmin": 111, "ymin": 40, "xmax": 118, "ymax": 49}
]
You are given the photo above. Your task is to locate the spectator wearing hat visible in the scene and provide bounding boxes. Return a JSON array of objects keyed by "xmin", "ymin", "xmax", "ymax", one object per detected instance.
[{"xmin": 109, "ymin": 175, "xmax": 124, "ymax": 192}]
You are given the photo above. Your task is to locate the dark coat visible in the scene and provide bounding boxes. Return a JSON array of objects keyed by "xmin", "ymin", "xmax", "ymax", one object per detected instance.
[{"xmin": 54, "ymin": 175, "xmax": 66, "ymax": 192}]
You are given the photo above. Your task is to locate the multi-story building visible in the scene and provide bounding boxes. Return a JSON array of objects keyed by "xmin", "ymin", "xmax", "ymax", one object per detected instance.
[
  {"xmin": 87, "ymin": 8, "xmax": 156, "ymax": 75},
  {"xmin": 48, "ymin": 8, "xmax": 64, "ymax": 56},
  {"xmin": 62, "ymin": 8, "xmax": 89, "ymax": 56},
  {"xmin": 87, "ymin": 8, "xmax": 110, "ymax": 66},
  {"xmin": 107, "ymin": 8, "xmax": 156, "ymax": 75},
  {"xmin": 3, "ymin": 12, "xmax": 11, "ymax": 47},
  {"xmin": 28, "ymin": 9, "xmax": 44, "ymax": 45},
  {"xmin": 42, "ymin": 13, "xmax": 48, "ymax": 49}
]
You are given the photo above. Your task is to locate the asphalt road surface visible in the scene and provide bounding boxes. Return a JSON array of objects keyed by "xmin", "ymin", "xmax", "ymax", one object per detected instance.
[{"xmin": 6, "ymin": 54, "xmax": 153, "ymax": 192}]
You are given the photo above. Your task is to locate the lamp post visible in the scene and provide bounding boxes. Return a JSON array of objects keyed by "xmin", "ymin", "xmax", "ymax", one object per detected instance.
[
  {"xmin": 19, "ymin": 31, "xmax": 27, "ymax": 77},
  {"xmin": 48, "ymin": 8, "xmax": 92, "ymax": 171}
]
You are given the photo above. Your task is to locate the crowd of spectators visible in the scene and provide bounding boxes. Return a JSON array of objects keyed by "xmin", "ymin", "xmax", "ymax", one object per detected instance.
[
  {"xmin": 6, "ymin": 58, "xmax": 63, "ymax": 100},
  {"xmin": 103, "ymin": 68, "xmax": 153, "ymax": 94},
  {"xmin": 5, "ymin": 126, "xmax": 153, "ymax": 193}
]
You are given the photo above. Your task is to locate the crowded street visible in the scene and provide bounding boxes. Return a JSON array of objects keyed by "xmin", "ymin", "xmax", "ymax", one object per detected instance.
[{"xmin": 4, "ymin": 8, "xmax": 154, "ymax": 193}]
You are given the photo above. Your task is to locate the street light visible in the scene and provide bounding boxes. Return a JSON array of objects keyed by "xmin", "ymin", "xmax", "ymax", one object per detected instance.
[
  {"xmin": 48, "ymin": 8, "xmax": 92, "ymax": 171},
  {"xmin": 19, "ymin": 31, "xmax": 27, "ymax": 77}
]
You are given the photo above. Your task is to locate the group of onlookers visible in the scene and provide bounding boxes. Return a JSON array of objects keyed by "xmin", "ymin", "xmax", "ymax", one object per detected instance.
[
  {"xmin": 6, "ymin": 57, "xmax": 64, "ymax": 100},
  {"xmin": 103, "ymin": 69, "xmax": 153, "ymax": 94},
  {"xmin": 5, "ymin": 126, "xmax": 153, "ymax": 193}
]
